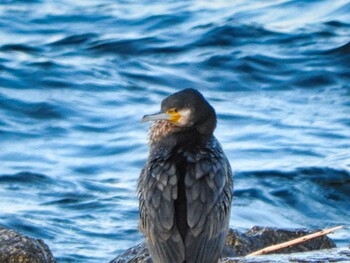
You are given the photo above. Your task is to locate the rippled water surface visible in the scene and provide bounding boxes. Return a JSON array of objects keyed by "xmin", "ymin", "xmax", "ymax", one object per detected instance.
[{"xmin": 0, "ymin": 0, "xmax": 349, "ymax": 262}]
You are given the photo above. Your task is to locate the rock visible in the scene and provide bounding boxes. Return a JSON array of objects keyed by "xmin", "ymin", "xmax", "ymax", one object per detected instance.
[
  {"xmin": 222, "ymin": 247, "xmax": 350, "ymax": 263},
  {"xmin": 110, "ymin": 226, "xmax": 342, "ymax": 263},
  {"xmin": 110, "ymin": 243, "xmax": 151, "ymax": 263},
  {"xmin": 224, "ymin": 226, "xmax": 336, "ymax": 256},
  {"xmin": 0, "ymin": 226, "xmax": 56, "ymax": 263}
]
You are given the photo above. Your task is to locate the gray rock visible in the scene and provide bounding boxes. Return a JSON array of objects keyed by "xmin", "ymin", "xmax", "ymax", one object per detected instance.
[
  {"xmin": 110, "ymin": 243, "xmax": 151, "ymax": 263},
  {"xmin": 0, "ymin": 226, "xmax": 56, "ymax": 263},
  {"xmin": 224, "ymin": 226, "xmax": 336, "ymax": 257},
  {"xmin": 222, "ymin": 247, "xmax": 350, "ymax": 263},
  {"xmin": 110, "ymin": 226, "xmax": 343, "ymax": 263}
]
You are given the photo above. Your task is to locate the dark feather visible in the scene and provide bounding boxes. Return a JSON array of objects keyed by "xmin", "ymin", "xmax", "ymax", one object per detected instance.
[
  {"xmin": 138, "ymin": 135, "xmax": 233, "ymax": 263},
  {"xmin": 183, "ymin": 138, "xmax": 233, "ymax": 263},
  {"xmin": 151, "ymin": 188, "xmax": 162, "ymax": 208},
  {"xmin": 148, "ymin": 232, "xmax": 185, "ymax": 263},
  {"xmin": 138, "ymin": 150, "xmax": 185, "ymax": 263}
]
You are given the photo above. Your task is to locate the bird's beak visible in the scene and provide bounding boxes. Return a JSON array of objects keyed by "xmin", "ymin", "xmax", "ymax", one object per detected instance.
[{"xmin": 142, "ymin": 111, "xmax": 180, "ymax": 123}]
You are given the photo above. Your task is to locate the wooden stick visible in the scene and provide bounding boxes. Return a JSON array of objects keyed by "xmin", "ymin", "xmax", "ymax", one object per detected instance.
[{"xmin": 247, "ymin": 225, "xmax": 343, "ymax": 256}]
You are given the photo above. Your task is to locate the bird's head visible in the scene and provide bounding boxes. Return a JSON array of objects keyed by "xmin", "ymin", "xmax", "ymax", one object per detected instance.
[{"xmin": 142, "ymin": 88, "xmax": 217, "ymax": 137}]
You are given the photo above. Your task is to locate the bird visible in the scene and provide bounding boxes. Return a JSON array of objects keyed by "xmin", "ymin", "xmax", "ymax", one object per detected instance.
[{"xmin": 138, "ymin": 88, "xmax": 233, "ymax": 263}]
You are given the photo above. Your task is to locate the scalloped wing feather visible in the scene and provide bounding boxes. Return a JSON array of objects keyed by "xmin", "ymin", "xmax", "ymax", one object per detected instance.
[
  {"xmin": 184, "ymin": 140, "xmax": 233, "ymax": 262},
  {"xmin": 138, "ymin": 154, "xmax": 185, "ymax": 263}
]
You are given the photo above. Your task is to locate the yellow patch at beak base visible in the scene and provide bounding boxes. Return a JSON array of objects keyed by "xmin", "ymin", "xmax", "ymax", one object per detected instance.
[{"xmin": 166, "ymin": 109, "xmax": 181, "ymax": 123}]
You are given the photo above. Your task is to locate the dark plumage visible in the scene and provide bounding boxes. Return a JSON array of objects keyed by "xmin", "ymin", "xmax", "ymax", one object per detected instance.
[{"xmin": 138, "ymin": 88, "xmax": 233, "ymax": 263}]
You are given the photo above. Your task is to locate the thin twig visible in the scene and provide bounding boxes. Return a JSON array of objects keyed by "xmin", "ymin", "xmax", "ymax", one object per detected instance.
[{"xmin": 247, "ymin": 225, "xmax": 343, "ymax": 256}]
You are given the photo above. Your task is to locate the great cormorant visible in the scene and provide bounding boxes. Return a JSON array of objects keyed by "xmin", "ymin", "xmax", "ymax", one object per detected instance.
[{"xmin": 138, "ymin": 88, "xmax": 233, "ymax": 263}]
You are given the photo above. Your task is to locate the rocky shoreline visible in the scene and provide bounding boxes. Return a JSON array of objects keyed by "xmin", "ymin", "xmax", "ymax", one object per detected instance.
[
  {"xmin": 0, "ymin": 226, "xmax": 55, "ymax": 263},
  {"xmin": 1, "ymin": 225, "xmax": 348, "ymax": 263}
]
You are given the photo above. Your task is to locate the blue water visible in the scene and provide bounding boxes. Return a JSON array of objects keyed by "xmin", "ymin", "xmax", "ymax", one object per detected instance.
[{"xmin": 0, "ymin": 0, "xmax": 349, "ymax": 262}]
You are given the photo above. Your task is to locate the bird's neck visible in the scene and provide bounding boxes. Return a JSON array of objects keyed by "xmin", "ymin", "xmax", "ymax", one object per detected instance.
[
  {"xmin": 148, "ymin": 121, "xmax": 182, "ymax": 145},
  {"xmin": 148, "ymin": 121, "xmax": 211, "ymax": 151}
]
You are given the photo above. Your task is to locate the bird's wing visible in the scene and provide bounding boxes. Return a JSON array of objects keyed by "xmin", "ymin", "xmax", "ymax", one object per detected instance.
[
  {"xmin": 138, "ymin": 150, "xmax": 185, "ymax": 263},
  {"xmin": 184, "ymin": 141, "xmax": 233, "ymax": 263}
]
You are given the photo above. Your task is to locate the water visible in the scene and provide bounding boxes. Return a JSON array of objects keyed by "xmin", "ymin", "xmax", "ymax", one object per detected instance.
[{"xmin": 0, "ymin": 0, "xmax": 349, "ymax": 262}]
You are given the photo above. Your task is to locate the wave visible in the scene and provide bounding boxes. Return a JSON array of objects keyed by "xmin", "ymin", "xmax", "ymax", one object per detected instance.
[
  {"xmin": 236, "ymin": 167, "xmax": 350, "ymax": 215},
  {"xmin": 0, "ymin": 171, "xmax": 53, "ymax": 184}
]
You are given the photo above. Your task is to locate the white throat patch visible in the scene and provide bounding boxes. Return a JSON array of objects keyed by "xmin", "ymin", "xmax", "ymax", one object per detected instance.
[{"xmin": 177, "ymin": 108, "xmax": 192, "ymax": 126}]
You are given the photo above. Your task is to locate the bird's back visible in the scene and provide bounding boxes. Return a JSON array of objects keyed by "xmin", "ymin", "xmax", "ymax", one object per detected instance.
[{"xmin": 138, "ymin": 135, "xmax": 233, "ymax": 263}]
